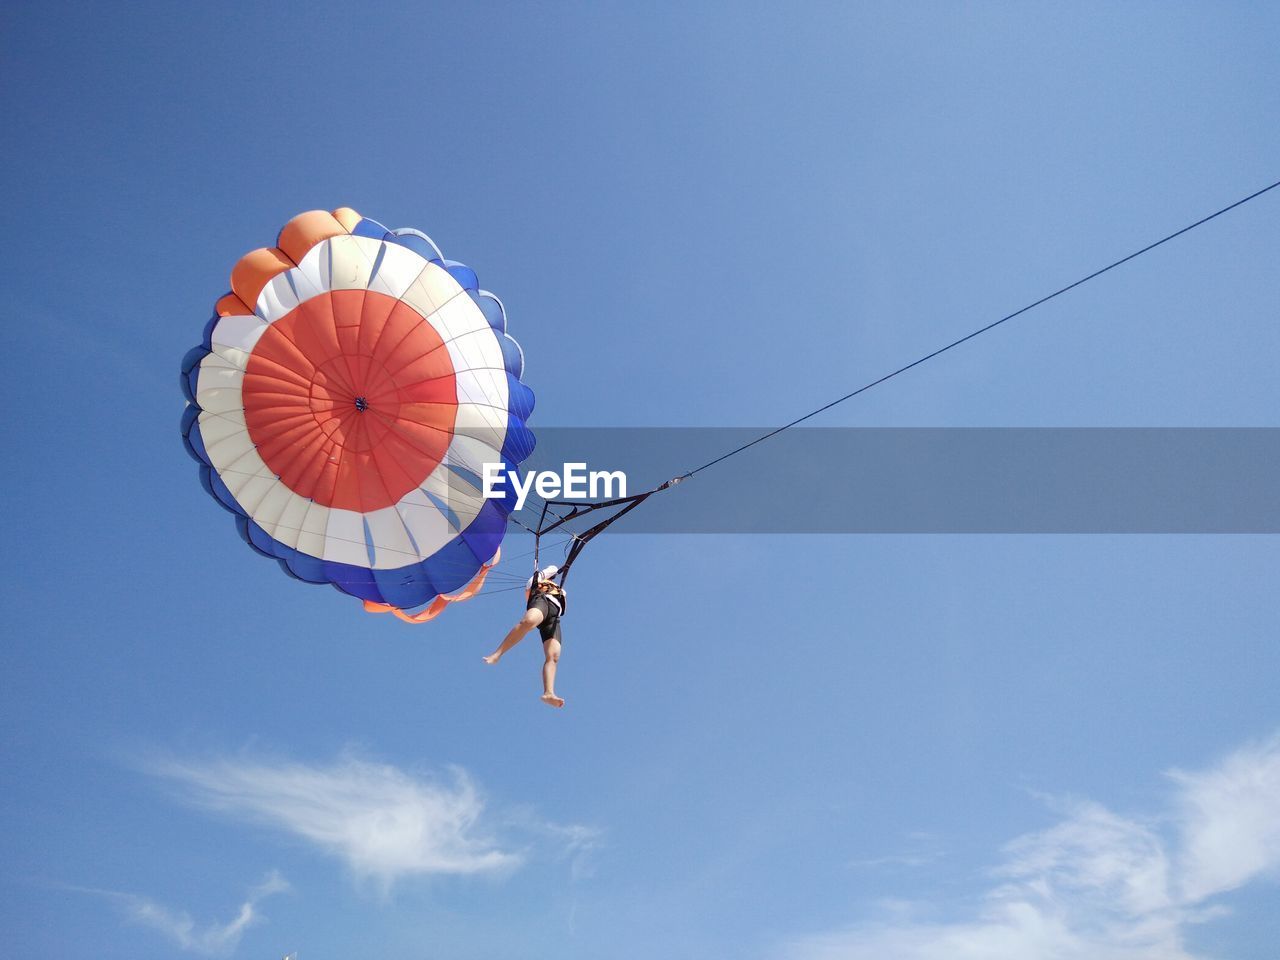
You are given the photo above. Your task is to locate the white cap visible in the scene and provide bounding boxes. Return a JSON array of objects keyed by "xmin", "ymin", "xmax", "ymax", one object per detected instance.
[{"xmin": 526, "ymin": 565, "xmax": 560, "ymax": 590}]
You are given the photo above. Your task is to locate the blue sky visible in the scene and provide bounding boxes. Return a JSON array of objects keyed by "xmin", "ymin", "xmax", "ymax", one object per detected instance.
[{"xmin": 3, "ymin": 2, "xmax": 1280, "ymax": 958}]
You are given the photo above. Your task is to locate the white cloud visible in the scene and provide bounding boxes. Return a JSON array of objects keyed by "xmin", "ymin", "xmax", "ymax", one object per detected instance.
[
  {"xmin": 144, "ymin": 751, "xmax": 580, "ymax": 887},
  {"xmin": 90, "ymin": 871, "xmax": 288, "ymax": 956},
  {"xmin": 549, "ymin": 821, "xmax": 604, "ymax": 883},
  {"xmin": 1171, "ymin": 733, "xmax": 1280, "ymax": 903},
  {"xmin": 780, "ymin": 733, "xmax": 1280, "ymax": 960},
  {"xmin": 499, "ymin": 804, "xmax": 604, "ymax": 882},
  {"xmin": 849, "ymin": 833, "xmax": 945, "ymax": 870}
]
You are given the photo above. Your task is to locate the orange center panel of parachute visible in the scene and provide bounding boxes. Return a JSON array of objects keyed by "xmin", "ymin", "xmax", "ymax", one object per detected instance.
[{"xmin": 242, "ymin": 289, "xmax": 458, "ymax": 513}]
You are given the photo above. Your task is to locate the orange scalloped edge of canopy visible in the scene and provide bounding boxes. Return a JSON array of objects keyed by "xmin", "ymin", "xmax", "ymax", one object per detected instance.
[
  {"xmin": 362, "ymin": 549, "xmax": 500, "ymax": 624},
  {"xmin": 216, "ymin": 207, "xmax": 363, "ymax": 317}
]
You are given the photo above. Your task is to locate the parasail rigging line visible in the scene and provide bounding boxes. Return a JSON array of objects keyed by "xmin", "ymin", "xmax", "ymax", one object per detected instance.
[
  {"xmin": 524, "ymin": 177, "xmax": 1280, "ymax": 582},
  {"xmin": 530, "ymin": 479, "xmax": 683, "ymax": 584},
  {"xmin": 681, "ymin": 177, "xmax": 1280, "ymax": 479}
]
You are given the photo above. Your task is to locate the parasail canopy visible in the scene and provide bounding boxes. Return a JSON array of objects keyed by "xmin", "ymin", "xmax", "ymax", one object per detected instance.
[{"xmin": 181, "ymin": 208, "xmax": 535, "ymax": 622}]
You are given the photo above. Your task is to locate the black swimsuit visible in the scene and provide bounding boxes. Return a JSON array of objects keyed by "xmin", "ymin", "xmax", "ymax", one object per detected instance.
[{"xmin": 527, "ymin": 590, "xmax": 565, "ymax": 643}]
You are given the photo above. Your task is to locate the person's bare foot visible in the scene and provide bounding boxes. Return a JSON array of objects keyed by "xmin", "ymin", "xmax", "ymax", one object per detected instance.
[
  {"xmin": 482, "ymin": 653, "xmax": 501, "ymax": 665},
  {"xmin": 540, "ymin": 693, "xmax": 565, "ymax": 708}
]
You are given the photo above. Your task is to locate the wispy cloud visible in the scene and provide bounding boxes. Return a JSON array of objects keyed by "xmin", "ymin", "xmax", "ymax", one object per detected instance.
[
  {"xmin": 780, "ymin": 733, "xmax": 1280, "ymax": 960},
  {"xmin": 82, "ymin": 871, "xmax": 289, "ymax": 956},
  {"xmin": 848, "ymin": 832, "xmax": 945, "ymax": 870},
  {"xmin": 143, "ymin": 750, "xmax": 586, "ymax": 887},
  {"xmin": 1171, "ymin": 733, "xmax": 1280, "ymax": 903},
  {"xmin": 500, "ymin": 805, "xmax": 604, "ymax": 882},
  {"xmin": 544, "ymin": 820, "xmax": 604, "ymax": 886}
]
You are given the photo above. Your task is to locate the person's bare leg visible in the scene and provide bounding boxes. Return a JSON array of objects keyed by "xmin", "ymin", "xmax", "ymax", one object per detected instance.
[
  {"xmin": 540, "ymin": 638, "xmax": 564, "ymax": 707},
  {"xmin": 483, "ymin": 609, "xmax": 543, "ymax": 664}
]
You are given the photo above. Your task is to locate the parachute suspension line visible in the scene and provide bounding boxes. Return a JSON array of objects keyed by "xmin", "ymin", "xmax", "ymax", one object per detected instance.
[{"xmin": 679, "ymin": 177, "xmax": 1280, "ymax": 480}]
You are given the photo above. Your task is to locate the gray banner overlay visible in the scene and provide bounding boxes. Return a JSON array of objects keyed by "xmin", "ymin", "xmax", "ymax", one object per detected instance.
[{"xmin": 505, "ymin": 429, "xmax": 1280, "ymax": 533}]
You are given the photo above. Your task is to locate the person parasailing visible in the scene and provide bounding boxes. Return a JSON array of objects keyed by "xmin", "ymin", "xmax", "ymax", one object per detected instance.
[
  {"xmin": 482, "ymin": 564, "xmax": 568, "ymax": 708},
  {"xmin": 481, "ymin": 476, "xmax": 682, "ymax": 708}
]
